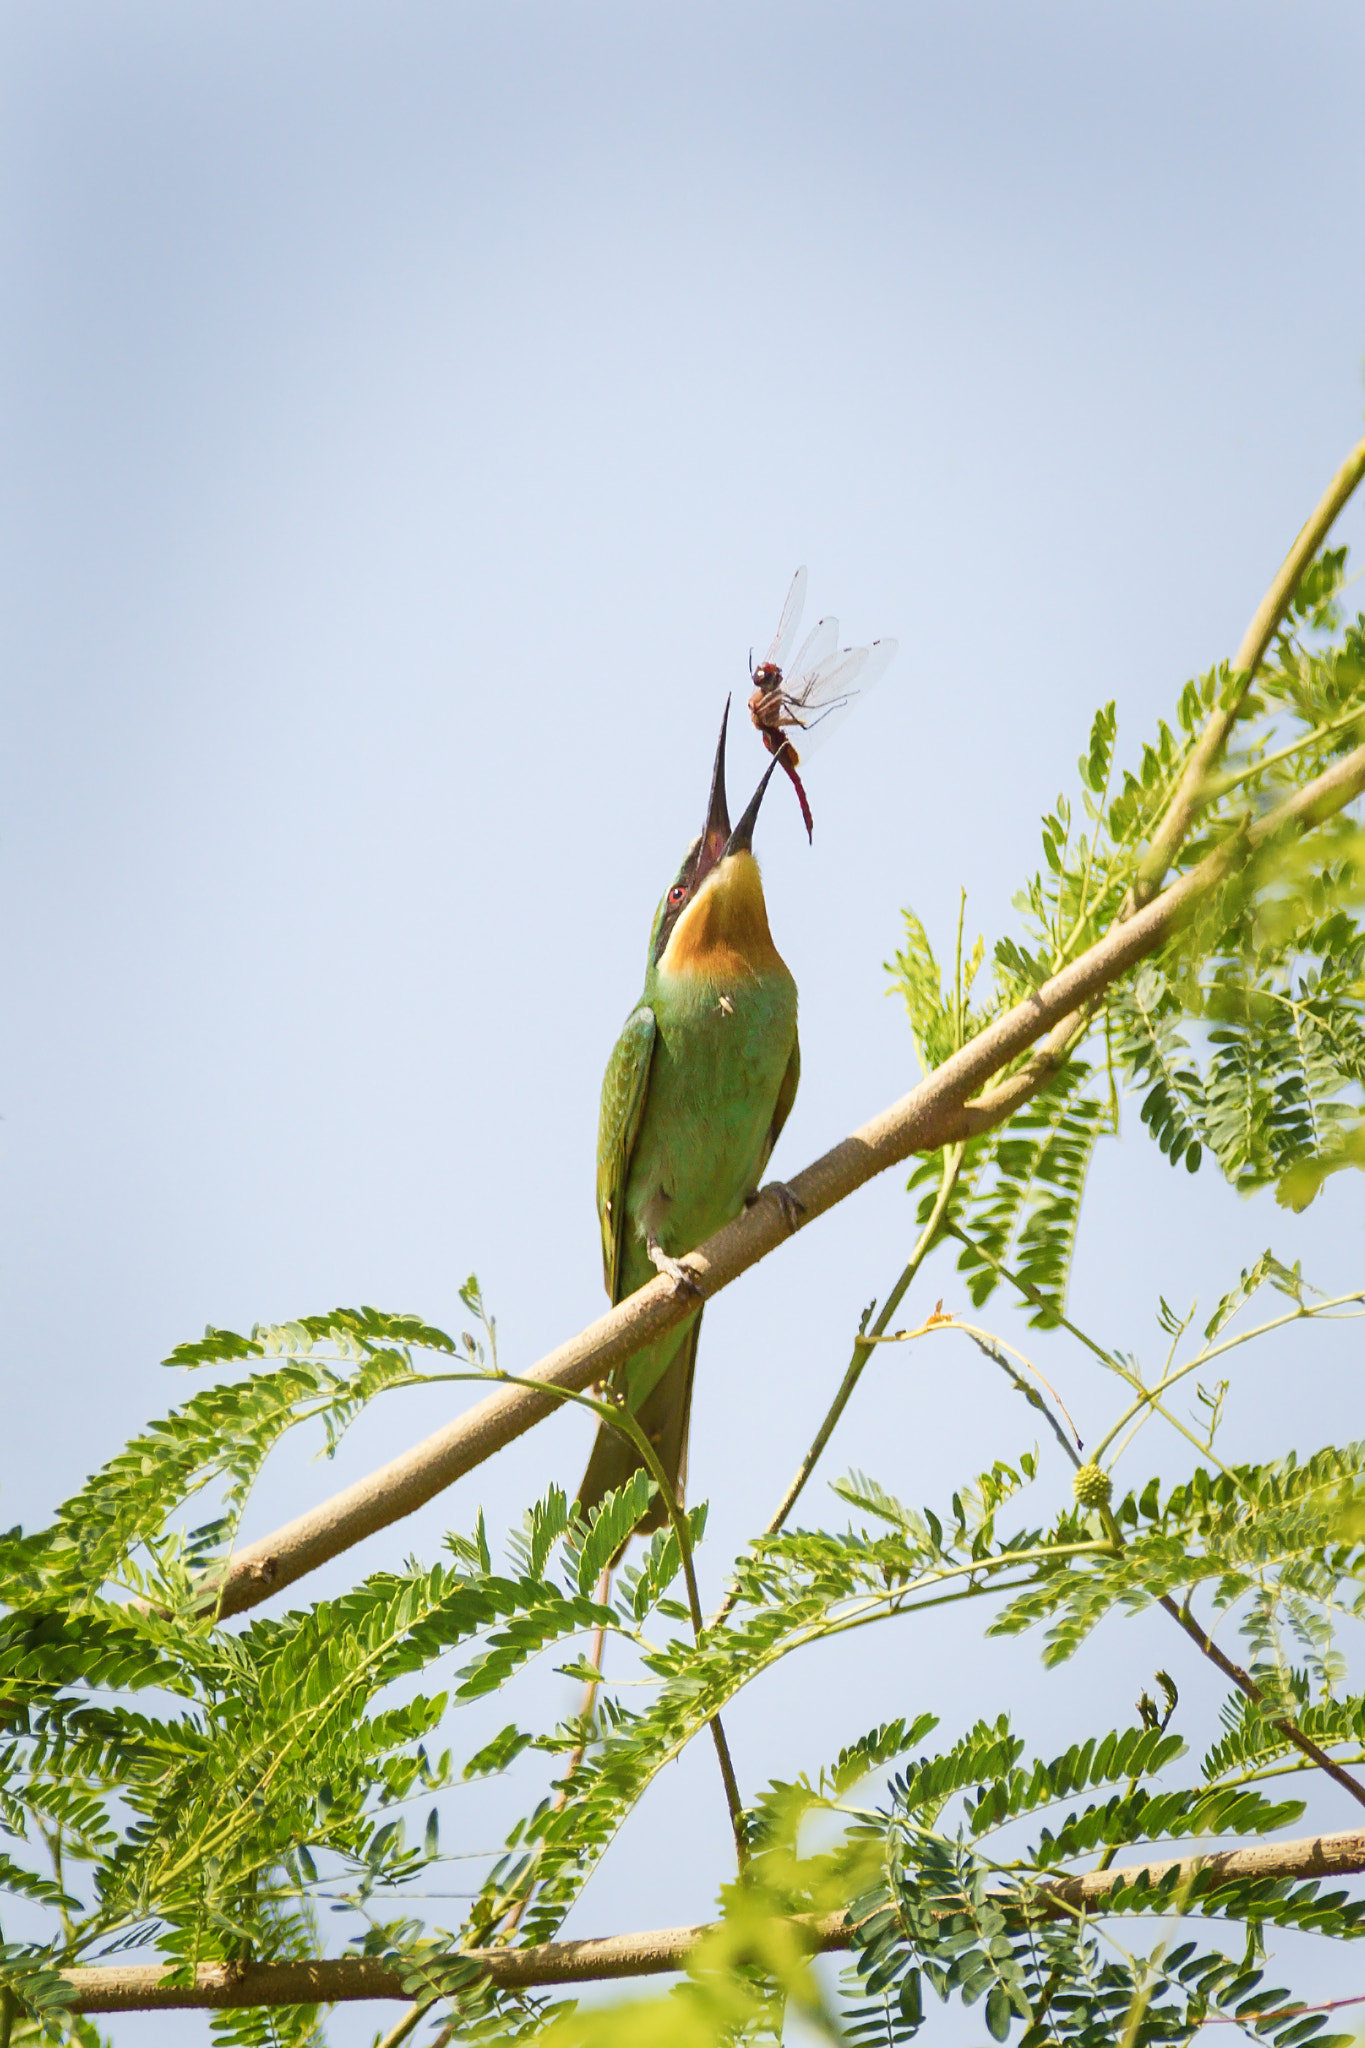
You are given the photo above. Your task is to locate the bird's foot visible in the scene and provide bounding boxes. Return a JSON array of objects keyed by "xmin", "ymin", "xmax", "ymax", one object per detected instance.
[
  {"xmin": 754, "ymin": 1181, "xmax": 806, "ymax": 1235},
  {"xmin": 647, "ymin": 1235, "xmax": 703, "ymax": 1298}
]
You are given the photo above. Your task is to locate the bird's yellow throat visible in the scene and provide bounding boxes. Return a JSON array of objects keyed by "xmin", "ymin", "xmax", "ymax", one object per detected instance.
[{"xmin": 657, "ymin": 851, "xmax": 785, "ymax": 983}]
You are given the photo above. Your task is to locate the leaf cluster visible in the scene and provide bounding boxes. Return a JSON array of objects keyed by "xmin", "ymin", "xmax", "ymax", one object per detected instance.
[{"xmin": 891, "ymin": 548, "xmax": 1365, "ymax": 1331}]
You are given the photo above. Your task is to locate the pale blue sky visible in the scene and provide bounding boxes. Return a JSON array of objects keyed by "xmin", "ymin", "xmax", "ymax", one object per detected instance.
[{"xmin": 3, "ymin": 5, "xmax": 1365, "ymax": 2038}]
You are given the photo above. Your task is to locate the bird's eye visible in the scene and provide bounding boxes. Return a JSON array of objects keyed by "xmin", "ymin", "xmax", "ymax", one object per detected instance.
[{"xmin": 668, "ymin": 883, "xmax": 687, "ymax": 905}]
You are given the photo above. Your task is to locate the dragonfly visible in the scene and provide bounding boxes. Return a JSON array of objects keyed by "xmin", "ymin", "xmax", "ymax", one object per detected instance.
[{"xmin": 748, "ymin": 566, "xmax": 898, "ymax": 838}]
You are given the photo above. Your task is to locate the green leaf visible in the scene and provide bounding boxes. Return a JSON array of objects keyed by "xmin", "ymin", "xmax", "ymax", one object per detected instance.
[
  {"xmin": 576, "ymin": 1471, "xmax": 657, "ymax": 1594},
  {"xmin": 463, "ymin": 1723, "xmax": 535, "ymax": 1779},
  {"xmin": 163, "ymin": 1325, "xmax": 266, "ymax": 1369}
]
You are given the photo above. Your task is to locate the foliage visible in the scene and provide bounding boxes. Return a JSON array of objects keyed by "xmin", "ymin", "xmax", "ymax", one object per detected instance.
[
  {"xmin": 5, "ymin": 1273, "xmax": 1365, "ymax": 2042},
  {"xmin": 892, "ymin": 544, "xmax": 1365, "ymax": 1325},
  {"xmin": 4, "ymin": 535, "xmax": 1365, "ymax": 2041}
]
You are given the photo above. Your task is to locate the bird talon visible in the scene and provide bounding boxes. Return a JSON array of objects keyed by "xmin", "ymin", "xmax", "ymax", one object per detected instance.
[
  {"xmin": 765, "ymin": 1181, "xmax": 806, "ymax": 1235},
  {"xmin": 647, "ymin": 1238, "xmax": 703, "ymax": 1297}
]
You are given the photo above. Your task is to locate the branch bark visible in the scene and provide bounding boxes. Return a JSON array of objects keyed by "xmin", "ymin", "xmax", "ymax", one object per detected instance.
[
  {"xmin": 206, "ymin": 740, "xmax": 1365, "ymax": 1620},
  {"xmin": 58, "ymin": 1825, "xmax": 1365, "ymax": 2011},
  {"xmin": 1130, "ymin": 431, "xmax": 1365, "ymax": 906}
]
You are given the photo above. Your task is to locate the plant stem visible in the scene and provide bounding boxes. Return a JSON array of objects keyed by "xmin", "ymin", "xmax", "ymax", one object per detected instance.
[
  {"xmin": 1150, "ymin": 1578, "xmax": 1365, "ymax": 1812},
  {"xmin": 1090, "ymin": 1295, "xmax": 1365, "ymax": 1468},
  {"xmin": 653, "ymin": 1457, "xmax": 749, "ymax": 1872},
  {"xmin": 471, "ymin": 1373, "xmax": 752, "ymax": 1876},
  {"xmin": 1131, "ymin": 430, "xmax": 1365, "ymax": 905},
  {"xmin": 373, "ymin": 1999, "xmax": 432, "ymax": 2048},
  {"xmin": 711, "ymin": 1147, "xmax": 964, "ymax": 1634},
  {"xmin": 864, "ymin": 1316, "xmax": 1084, "ymax": 1457},
  {"xmin": 565, "ymin": 1566, "xmax": 613, "ymax": 1782},
  {"xmin": 499, "ymin": 1561, "xmax": 616, "ymax": 1944},
  {"xmin": 939, "ymin": 1223, "xmax": 1365, "ymax": 1809},
  {"xmin": 963, "ymin": 1331, "xmax": 1084, "ymax": 1467},
  {"xmin": 942, "ymin": 1226, "xmax": 1354, "ymax": 1497},
  {"xmin": 944, "ymin": 1223, "xmax": 1118, "ymax": 1374},
  {"xmin": 1205, "ymin": 701, "xmax": 1365, "ymax": 803}
]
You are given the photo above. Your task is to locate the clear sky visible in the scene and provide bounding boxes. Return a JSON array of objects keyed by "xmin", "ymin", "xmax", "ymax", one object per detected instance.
[{"xmin": 3, "ymin": 5, "xmax": 1365, "ymax": 2040}]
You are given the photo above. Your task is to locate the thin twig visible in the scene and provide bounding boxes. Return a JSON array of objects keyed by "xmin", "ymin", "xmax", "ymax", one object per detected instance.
[
  {"xmin": 937, "ymin": 1224, "xmax": 1365, "ymax": 1811},
  {"xmin": 1130, "ymin": 431, "xmax": 1365, "ymax": 906},
  {"xmin": 497, "ymin": 1561, "xmax": 616, "ymax": 1948},
  {"xmin": 968, "ymin": 1333, "xmax": 1084, "ymax": 1467},
  {"xmin": 1201, "ymin": 1992, "xmax": 1365, "ymax": 2027},
  {"xmin": 373, "ymin": 2000, "xmax": 432, "ymax": 2048},
  {"xmin": 565, "ymin": 1565, "xmax": 613, "ymax": 1785},
  {"xmin": 467, "ymin": 1373, "xmax": 751, "ymax": 1878},
  {"xmin": 867, "ymin": 1314, "xmax": 1085, "ymax": 1458},
  {"xmin": 707, "ymin": 1145, "xmax": 965, "ymax": 1632},
  {"xmin": 661, "ymin": 1469, "xmax": 749, "ymax": 1873},
  {"xmin": 774, "ymin": 1151, "xmax": 962, "ymax": 1531},
  {"xmin": 1205, "ymin": 700, "xmax": 1365, "ymax": 804},
  {"xmin": 944, "ymin": 1223, "xmax": 1123, "ymax": 1376},
  {"xmin": 1152, "ymin": 1582, "xmax": 1365, "ymax": 1813},
  {"xmin": 1091, "ymin": 1296, "xmax": 1365, "ymax": 1469},
  {"xmin": 947, "ymin": 1224, "xmax": 1365, "ymax": 1494}
]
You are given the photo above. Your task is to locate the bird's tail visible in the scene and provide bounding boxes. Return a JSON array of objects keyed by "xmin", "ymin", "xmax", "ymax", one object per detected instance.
[{"xmin": 576, "ymin": 1313, "xmax": 703, "ymax": 1536}]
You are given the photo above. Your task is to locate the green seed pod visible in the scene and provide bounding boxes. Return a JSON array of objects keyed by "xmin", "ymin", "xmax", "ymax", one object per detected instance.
[{"xmin": 1073, "ymin": 1463, "xmax": 1112, "ymax": 1510}]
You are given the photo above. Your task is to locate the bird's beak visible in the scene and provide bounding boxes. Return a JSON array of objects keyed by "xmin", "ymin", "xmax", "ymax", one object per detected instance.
[
  {"xmin": 693, "ymin": 699, "xmax": 732, "ymax": 885},
  {"xmin": 723, "ymin": 759, "xmax": 780, "ymax": 858}
]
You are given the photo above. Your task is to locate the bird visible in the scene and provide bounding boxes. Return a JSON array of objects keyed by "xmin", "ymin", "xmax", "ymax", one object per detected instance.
[{"xmin": 577, "ymin": 702, "xmax": 801, "ymax": 1534}]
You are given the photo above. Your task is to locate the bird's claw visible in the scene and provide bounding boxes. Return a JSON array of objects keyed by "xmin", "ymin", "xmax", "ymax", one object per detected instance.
[
  {"xmin": 648, "ymin": 1243, "xmax": 703, "ymax": 1298},
  {"xmin": 756, "ymin": 1181, "xmax": 806, "ymax": 1235}
]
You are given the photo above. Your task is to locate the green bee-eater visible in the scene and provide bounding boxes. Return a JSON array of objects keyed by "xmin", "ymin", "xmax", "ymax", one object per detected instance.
[{"xmin": 578, "ymin": 705, "xmax": 800, "ymax": 1529}]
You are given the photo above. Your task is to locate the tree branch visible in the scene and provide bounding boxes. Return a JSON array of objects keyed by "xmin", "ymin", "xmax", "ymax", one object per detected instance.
[
  {"xmin": 1156, "ymin": 1592, "xmax": 1365, "ymax": 1810},
  {"xmin": 57, "ymin": 1825, "xmax": 1365, "ymax": 2011},
  {"xmin": 1130, "ymin": 431, "xmax": 1365, "ymax": 906},
  {"xmin": 205, "ymin": 741, "xmax": 1365, "ymax": 1620}
]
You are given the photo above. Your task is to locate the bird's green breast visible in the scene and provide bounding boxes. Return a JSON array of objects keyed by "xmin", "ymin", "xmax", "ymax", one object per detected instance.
[{"xmin": 620, "ymin": 957, "xmax": 798, "ymax": 1273}]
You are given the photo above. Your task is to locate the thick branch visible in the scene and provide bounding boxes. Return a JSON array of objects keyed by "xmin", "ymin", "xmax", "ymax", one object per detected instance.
[
  {"xmin": 58, "ymin": 1826, "xmax": 1365, "ymax": 2010},
  {"xmin": 208, "ymin": 741, "xmax": 1365, "ymax": 1620},
  {"xmin": 1131, "ymin": 431, "xmax": 1365, "ymax": 905},
  {"xmin": 1036, "ymin": 1822, "xmax": 1365, "ymax": 1912}
]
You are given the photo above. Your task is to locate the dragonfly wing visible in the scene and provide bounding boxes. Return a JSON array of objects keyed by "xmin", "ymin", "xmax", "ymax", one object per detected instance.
[
  {"xmin": 789, "ymin": 644, "xmax": 868, "ymax": 717},
  {"xmin": 763, "ymin": 566, "xmax": 807, "ymax": 673},
  {"xmin": 785, "ymin": 614, "xmax": 839, "ymax": 686},
  {"xmin": 789, "ymin": 637, "xmax": 899, "ymax": 759}
]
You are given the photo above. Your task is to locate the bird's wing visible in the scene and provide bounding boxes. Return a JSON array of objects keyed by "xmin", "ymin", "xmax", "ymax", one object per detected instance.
[
  {"xmin": 596, "ymin": 1003, "xmax": 657, "ymax": 1301},
  {"xmin": 767, "ymin": 1030, "xmax": 801, "ymax": 1162}
]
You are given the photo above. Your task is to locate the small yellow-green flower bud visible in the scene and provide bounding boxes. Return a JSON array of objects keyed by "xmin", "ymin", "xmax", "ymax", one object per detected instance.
[{"xmin": 1072, "ymin": 1463, "xmax": 1112, "ymax": 1510}]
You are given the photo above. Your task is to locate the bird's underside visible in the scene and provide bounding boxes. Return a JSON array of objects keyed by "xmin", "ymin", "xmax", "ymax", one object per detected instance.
[{"xmin": 576, "ymin": 707, "xmax": 799, "ymax": 1544}]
